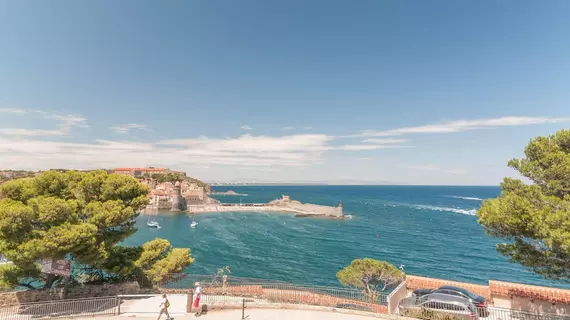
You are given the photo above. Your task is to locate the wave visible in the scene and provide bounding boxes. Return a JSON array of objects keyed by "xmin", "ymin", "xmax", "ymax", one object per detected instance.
[
  {"xmin": 386, "ymin": 202, "xmax": 477, "ymax": 216},
  {"xmin": 412, "ymin": 204, "xmax": 477, "ymax": 216},
  {"xmin": 447, "ymin": 195, "xmax": 483, "ymax": 201}
]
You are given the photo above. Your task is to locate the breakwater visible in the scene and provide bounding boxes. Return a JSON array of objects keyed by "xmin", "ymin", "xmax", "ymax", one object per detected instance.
[{"xmin": 188, "ymin": 195, "xmax": 344, "ymax": 219}]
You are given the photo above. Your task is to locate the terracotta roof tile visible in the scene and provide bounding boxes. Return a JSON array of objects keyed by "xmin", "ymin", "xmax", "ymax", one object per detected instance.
[
  {"xmin": 489, "ymin": 280, "xmax": 570, "ymax": 304},
  {"xmin": 406, "ymin": 275, "xmax": 491, "ymax": 300}
]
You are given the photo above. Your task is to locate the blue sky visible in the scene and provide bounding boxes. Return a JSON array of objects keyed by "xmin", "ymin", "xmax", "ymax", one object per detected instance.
[{"xmin": 0, "ymin": 0, "xmax": 569, "ymax": 184}]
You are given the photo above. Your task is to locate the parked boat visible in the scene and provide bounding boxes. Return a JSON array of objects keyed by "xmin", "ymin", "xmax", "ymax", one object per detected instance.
[{"xmin": 147, "ymin": 197, "xmax": 161, "ymax": 228}]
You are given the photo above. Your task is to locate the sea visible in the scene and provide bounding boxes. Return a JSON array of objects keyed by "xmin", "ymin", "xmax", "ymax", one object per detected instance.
[{"xmin": 123, "ymin": 185, "xmax": 569, "ymax": 289}]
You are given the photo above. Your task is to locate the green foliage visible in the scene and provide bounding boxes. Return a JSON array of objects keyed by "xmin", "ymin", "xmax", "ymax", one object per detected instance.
[
  {"xmin": 337, "ymin": 258, "xmax": 404, "ymax": 302},
  {"xmin": 149, "ymin": 172, "xmax": 184, "ymax": 183},
  {"xmin": 477, "ymin": 130, "xmax": 570, "ymax": 281},
  {"xmin": 0, "ymin": 170, "xmax": 194, "ymax": 288},
  {"xmin": 401, "ymin": 308, "xmax": 465, "ymax": 320},
  {"xmin": 146, "ymin": 172, "xmax": 211, "ymax": 193}
]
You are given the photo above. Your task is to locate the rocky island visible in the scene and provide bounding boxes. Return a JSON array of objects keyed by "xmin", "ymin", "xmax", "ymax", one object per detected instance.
[{"xmin": 208, "ymin": 190, "xmax": 248, "ymax": 196}]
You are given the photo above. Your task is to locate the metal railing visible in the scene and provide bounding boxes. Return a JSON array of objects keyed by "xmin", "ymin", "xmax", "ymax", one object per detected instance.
[
  {"xmin": 144, "ymin": 273, "xmax": 289, "ymax": 289},
  {"xmin": 183, "ymin": 282, "xmax": 388, "ymax": 314},
  {"xmin": 135, "ymin": 273, "xmax": 390, "ymax": 313},
  {"xmin": 0, "ymin": 296, "xmax": 118, "ymax": 320},
  {"xmin": 396, "ymin": 297, "xmax": 570, "ymax": 320}
]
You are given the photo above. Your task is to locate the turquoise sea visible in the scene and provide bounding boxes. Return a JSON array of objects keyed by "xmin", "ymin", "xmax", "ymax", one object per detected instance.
[{"xmin": 123, "ymin": 185, "xmax": 568, "ymax": 289}]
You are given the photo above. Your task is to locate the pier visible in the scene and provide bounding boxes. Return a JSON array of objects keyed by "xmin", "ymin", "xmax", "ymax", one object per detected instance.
[{"xmin": 187, "ymin": 195, "xmax": 344, "ymax": 219}]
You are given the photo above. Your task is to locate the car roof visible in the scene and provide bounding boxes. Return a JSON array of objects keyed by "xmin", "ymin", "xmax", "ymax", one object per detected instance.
[
  {"xmin": 438, "ymin": 286, "xmax": 483, "ymax": 299},
  {"xmin": 424, "ymin": 293, "xmax": 474, "ymax": 304}
]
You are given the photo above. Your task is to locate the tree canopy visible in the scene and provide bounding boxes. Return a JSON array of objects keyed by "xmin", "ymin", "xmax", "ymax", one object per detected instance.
[
  {"xmin": 477, "ymin": 130, "xmax": 570, "ymax": 282},
  {"xmin": 0, "ymin": 170, "xmax": 194, "ymax": 288},
  {"xmin": 337, "ymin": 258, "xmax": 404, "ymax": 302}
]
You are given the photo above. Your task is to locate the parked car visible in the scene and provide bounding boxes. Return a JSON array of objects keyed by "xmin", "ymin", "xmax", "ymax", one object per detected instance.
[
  {"xmin": 399, "ymin": 293, "xmax": 479, "ymax": 320},
  {"xmin": 413, "ymin": 286, "xmax": 489, "ymax": 317}
]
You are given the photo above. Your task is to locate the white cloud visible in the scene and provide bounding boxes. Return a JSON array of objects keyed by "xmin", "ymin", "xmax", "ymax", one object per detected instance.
[
  {"xmin": 304, "ymin": 126, "xmax": 313, "ymax": 130},
  {"xmin": 0, "ymin": 128, "xmax": 66, "ymax": 136},
  {"xmin": 357, "ymin": 116, "xmax": 570, "ymax": 137},
  {"xmin": 46, "ymin": 114, "xmax": 89, "ymax": 129},
  {"xmin": 334, "ymin": 144, "xmax": 413, "ymax": 151},
  {"xmin": 281, "ymin": 126, "xmax": 295, "ymax": 131},
  {"xmin": 111, "ymin": 123, "xmax": 148, "ymax": 134},
  {"xmin": 0, "ymin": 130, "xmax": 409, "ymax": 172},
  {"xmin": 0, "ymin": 108, "xmax": 28, "ymax": 115},
  {"xmin": 362, "ymin": 138, "xmax": 409, "ymax": 144},
  {"xmin": 407, "ymin": 164, "xmax": 466, "ymax": 175},
  {"xmin": 0, "ymin": 109, "xmax": 88, "ymax": 137},
  {"xmin": 240, "ymin": 125, "xmax": 253, "ymax": 130},
  {"xmin": 356, "ymin": 157, "xmax": 373, "ymax": 160}
]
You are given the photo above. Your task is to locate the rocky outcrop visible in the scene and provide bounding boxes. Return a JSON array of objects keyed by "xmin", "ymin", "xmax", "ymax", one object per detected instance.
[{"xmin": 268, "ymin": 195, "xmax": 344, "ymax": 219}]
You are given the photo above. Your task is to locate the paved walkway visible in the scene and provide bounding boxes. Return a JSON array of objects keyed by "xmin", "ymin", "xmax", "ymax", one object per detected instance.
[{"xmin": 100, "ymin": 309, "xmax": 381, "ymax": 320}]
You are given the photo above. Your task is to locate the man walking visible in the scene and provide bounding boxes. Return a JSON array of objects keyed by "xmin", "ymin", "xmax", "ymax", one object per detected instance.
[{"xmin": 158, "ymin": 294, "xmax": 171, "ymax": 320}]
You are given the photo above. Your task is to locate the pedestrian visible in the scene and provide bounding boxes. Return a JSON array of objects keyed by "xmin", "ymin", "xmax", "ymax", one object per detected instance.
[
  {"xmin": 193, "ymin": 282, "xmax": 202, "ymax": 316},
  {"xmin": 158, "ymin": 293, "xmax": 171, "ymax": 320}
]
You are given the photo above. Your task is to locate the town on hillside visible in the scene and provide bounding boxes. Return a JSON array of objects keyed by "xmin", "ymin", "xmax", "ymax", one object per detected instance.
[
  {"xmin": 112, "ymin": 167, "xmax": 217, "ymax": 211},
  {"xmin": 1, "ymin": 167, "xmax": 215, "ymax": 212}
]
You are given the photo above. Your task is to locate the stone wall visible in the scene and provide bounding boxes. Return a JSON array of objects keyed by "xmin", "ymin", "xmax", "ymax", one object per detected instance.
[{"xmin": 0, "ymin": 282, "xmax": 140, "ymax": 308}]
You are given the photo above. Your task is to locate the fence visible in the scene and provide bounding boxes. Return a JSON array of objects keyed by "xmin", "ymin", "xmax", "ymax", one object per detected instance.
[
  {"xmin": 0, "ymin": 296, "xmax": 118, "ymax": 320},
  {"xmin": 397, "ymin": 296, "xmax": 570, "ymax": 320},
  {"xmin": 135, "ymin": 273, "xmax": 389, "ymax": 314}
]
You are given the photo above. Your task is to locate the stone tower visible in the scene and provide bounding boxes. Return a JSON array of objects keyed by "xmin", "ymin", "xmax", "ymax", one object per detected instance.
[{"xmin": 171, "ymin": 181, "xmax": 185, "ymax": 212}]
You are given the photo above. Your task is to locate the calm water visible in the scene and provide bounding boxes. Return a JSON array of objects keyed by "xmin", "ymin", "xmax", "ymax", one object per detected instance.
[{"xmin": 123, "ymin": 185, "xmax": 568, "ymax": 289}]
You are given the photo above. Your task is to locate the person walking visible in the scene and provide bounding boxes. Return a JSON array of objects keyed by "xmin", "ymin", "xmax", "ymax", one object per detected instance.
[
  {"xmin": 158, "ymin": 293, "xmax": 171, "ymax": 320},
  {"xmin": 193, "ymin": 282, "xmax": 202, "ymax": 316}
]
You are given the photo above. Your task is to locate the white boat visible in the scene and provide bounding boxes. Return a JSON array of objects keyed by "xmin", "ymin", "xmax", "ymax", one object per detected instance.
[
  {"xmin": 147, "ymin": 197, "xmax": 161, "ymax": 228},
  {"xmin": 147, "ymin": 220, "xmax": 161, "ymax": 228},
  {"xmin": 190, "ymin": 216, "xmax": 198, "ymax": 228}
]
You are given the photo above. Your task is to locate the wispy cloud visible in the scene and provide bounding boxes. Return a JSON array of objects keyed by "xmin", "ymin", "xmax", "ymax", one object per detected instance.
[
  {"xmin": 356, "ymin": 116, "xmax": 570, "ymax": 137},
  {"xmin": 111, "ymin": 123, "xmax": 148, "ymax": 134},
  {"xmin": 0, "ymin": 108, "xmax": 28, "ymax": 115},
  {"xmin": 304, "ymin": 126, "xmax": 313, "ymax": 130},
  {"xmin": 0, "ymin": 128, "xmax": 410, "ymax": 171},
  {"xmin": 240, "ymin": 125, "xmax": 253, "ymax": 130},
  {"xmin": 356, "ymin": 157, "xmax": 373, "ymax": 160},
  {"xmin": 408, "ymin": 164, "xmax": 466, "ymax": 175},
  {"xmin": 0, "ymin": 109, "xmax": 88, "ymax": 137},
  {"xmin": 335, "ymin": 144, "xmax": 413, "ymax": 151},
  {"xmin": 362, "ymin": 138, "xmax": 409, "ymax": 144},
  {"xmin": 0, "ymin": 128, "xmax": 67, "ymax": 136},
  {"xmin": 281, "ymin": 126, "xmax": 295, "ymax": 131}
]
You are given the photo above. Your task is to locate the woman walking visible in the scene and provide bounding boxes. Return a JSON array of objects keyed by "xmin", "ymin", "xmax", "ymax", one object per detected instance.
[
  {"xmin": 193, "ymin": 282, "xmax": 202, "ymax": 316},
  {"xmin": 157, "ymin": 294, "xmax": 171, "ymax": 320}
]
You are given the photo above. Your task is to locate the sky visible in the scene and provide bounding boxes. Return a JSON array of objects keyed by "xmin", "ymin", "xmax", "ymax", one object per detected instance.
[{"xmin": 0, "ymin": 0, "xmax": 569, "ymax": 185}]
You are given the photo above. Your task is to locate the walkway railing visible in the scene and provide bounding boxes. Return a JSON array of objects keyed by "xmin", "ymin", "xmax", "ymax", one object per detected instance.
[
  {"xmin": 149, "ymin": 274, "xmax": 389, "ymax": 313},
  {"xmin": 0, "ymin": 296, "xmax": 118, "ymax": 320}
]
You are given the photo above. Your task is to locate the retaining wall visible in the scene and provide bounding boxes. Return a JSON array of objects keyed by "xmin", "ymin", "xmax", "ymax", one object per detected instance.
[{"xmin": 0, "ymin": 282, "xmax": 140, "ymax": 308}]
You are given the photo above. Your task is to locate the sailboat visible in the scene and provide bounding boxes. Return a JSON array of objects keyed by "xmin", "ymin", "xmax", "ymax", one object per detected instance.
[{"xmin": 147, "ymin": 197, "xmax": 161, "ymax": 228}]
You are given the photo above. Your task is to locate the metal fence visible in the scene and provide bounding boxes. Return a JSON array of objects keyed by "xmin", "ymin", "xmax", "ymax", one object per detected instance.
[
  {"xmin": 396, "ymin": 297, "xmax": 570, "ymax": 320},
  {"xmin": 0, "ymin": 296, "xmax": 118, "ymax": 320}
]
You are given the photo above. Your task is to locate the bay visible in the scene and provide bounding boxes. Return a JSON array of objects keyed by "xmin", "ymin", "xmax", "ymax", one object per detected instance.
[{"xmin": 123, "ymin": 185, "xmax": 569, "ymax": 289}]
